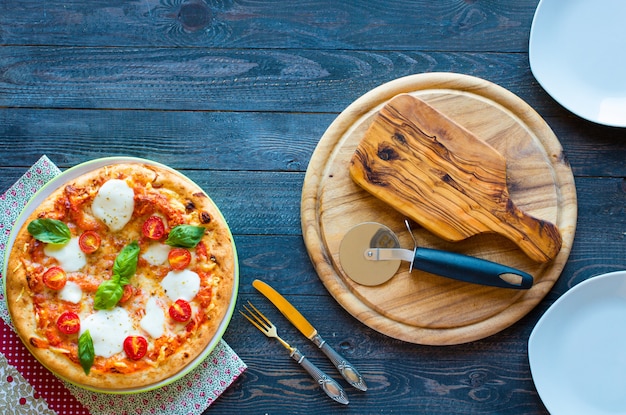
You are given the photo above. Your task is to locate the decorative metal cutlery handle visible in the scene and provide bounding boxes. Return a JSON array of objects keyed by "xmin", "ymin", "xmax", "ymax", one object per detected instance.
[
  {"xmin": 290, "ymin": 348, "xmax": 349, "ymax": 405},
  {"xmin": 311, "ymin": 334, "xmax": 367, "ymax": 391}
]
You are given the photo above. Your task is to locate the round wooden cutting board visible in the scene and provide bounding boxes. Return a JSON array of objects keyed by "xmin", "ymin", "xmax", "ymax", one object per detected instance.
[{"xmin": 301, "ymin": 73, "xmax": 577, "ymax": 345}]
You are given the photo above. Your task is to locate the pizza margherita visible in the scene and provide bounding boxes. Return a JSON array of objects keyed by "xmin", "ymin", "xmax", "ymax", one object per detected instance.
[{"xmin": 5, "ymin": 162, "xmax": 236, "ymax": 391}]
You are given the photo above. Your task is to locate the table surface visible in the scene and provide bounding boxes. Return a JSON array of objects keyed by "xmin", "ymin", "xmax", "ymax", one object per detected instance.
[{"xmin": 1, "ymin": 1, "xmax": 625, "ymax": 413}]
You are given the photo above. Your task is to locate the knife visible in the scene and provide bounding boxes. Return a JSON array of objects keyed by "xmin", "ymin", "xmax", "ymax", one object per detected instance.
[{"xmin": 252, "ymin": 279, "xmax": 367, "ymax": 391}]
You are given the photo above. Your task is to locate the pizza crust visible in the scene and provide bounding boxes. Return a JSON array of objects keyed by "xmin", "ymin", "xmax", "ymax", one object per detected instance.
[{"xmin": 5, "ymin": 162, "xmax": 236, "ymax": 391}]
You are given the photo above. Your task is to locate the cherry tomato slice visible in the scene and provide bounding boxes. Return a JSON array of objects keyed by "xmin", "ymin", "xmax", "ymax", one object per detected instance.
[
  {"xmin": 123, "ymin": 335, "xmax": 148, "ymax": 361},
  {"xmin": 78, "ymin": 230, "xmax": 101, "ymax": 254},
  {"xmin": 168, "ymin": 248, "xmax": 191, "ymax": 270},
  {"xmin": 142, "ymin": 216, "xmax": 165, "ymax": 240},
  {"xmin": 43, "ymin": 267, "xmax": 67, "ymax": 290},
  {"xmin": 119, "ymin": 284, "xmax": 134, "ymax": 303},
  {"xmin": 56, "ymin": 311, "xmax": 80, "ymax": 334},
  {"xmin": 169, "ymin": 299, "xmax": 192, "ymax": 322}
]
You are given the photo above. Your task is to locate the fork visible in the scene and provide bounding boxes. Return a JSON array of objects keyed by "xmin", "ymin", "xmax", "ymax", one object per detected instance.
[{"xmin": 240, "ymin": 302, "xmax": 349, "ymax": 405}]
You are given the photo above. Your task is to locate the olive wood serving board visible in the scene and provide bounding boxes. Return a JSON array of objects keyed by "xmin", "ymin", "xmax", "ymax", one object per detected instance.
[
  {"xmin": 349, "ymin": 94, "xmax": 562, "ymax": 263},
  {"xmin": 301, "ymin": 73, "xmax": 577, "ymax": 345}
]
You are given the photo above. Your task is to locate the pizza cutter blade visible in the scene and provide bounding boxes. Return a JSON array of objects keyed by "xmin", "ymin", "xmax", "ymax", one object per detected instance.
[{"xmin": 338, "ymin": 222, "xmax": 533, "ymax": 289}]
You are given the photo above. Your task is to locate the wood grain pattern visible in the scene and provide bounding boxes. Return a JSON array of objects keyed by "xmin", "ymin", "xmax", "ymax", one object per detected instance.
[
  {"xmin": 0, "ymin": 47, "xmax": 542, "ymax": 113},
  {"xmin": 350, "ymin": 94, "xmax": 562, "ymax": 263},
  {"xmin": 0, "ymin": 0, "xmax": 535, "ymax": 52},
  {"xmin": 2, "ymin": 0, "xmax": 626, "ymax": 413},
  {"xmin": 301, "ymin": 73, "xmax": 577, "ymax": 345}
]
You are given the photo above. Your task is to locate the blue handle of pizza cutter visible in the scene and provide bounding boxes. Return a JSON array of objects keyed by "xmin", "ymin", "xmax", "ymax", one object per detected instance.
[{"xmin": 413, "ymin": 247, "xmax": 533, "ymax": 289}]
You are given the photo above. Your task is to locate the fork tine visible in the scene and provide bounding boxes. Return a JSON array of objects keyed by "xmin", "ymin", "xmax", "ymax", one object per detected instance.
[
  {"xmin": 246, "ymin": 301, "xmax": 272, "ymax": 326},
  {"xmin": 240, "ymin": 301, "xmax": 275, "ymax": 335},
  {"xmin": 239, "ymin": 306, "xmax": 266, "ymax": 333},
  {"xmin": 242, "ymin": 302, "xmax": 294, "ymax": 349}
]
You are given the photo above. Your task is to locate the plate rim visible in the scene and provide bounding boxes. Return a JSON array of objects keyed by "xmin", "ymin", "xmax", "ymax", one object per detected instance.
[
  {"xmin": 528, "ymin": 270, "xmax": 626, "ymax": 414},
  {"xmin": 2, "ymin": 156, "xmax": 239, "ymax": 394}
]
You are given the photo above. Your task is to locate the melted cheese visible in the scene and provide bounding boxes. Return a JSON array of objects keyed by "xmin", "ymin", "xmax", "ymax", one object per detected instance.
[
  {"xmin": 91, "ymin": 179, "xmax": 135, "ymax": 232},
  {"xmin": 44, "ymin": 237, "xmax": 86, "ymax": 272},
  {"xmin": 80, "ymin": 308, "xmax": 133, "ymax": 358},
  {"xmin": 59, "ymin": 281, "xmax": 82, "ymax": 304},
  {"xmin": 141, "ymin": 243, "xmax": 171, "ymax": 266},
  {"xmin": 161, "ymin": 269, "xmax": 200, "ymax": 302},
  {"xmin": 140, "ymin": 297, "xmax": 165, "ymax": 338}
]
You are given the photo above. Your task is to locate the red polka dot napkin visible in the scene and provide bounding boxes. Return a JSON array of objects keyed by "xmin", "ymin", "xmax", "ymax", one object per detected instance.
[{"xmin": 0, "ymin": 156, "xmax": 246, "ymax": 415}]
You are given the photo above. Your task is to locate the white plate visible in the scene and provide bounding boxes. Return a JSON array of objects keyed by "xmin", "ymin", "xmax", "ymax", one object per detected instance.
[
  {"xmin": 529, "ymin": 271, "xmax": 626, "ymax": 414},
  {"xmin": 2, "ymin": 157, "xmax": 239, "ymax": 394},
  {"xmin": 529, "ymin": 0, "xmax": 626, "ymax": 127}
]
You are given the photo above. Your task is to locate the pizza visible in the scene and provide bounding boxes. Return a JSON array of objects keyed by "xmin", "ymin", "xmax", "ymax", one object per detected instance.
[{"xmin": 4, "ymin": 162, "xmax": 236, "ymax": 391}]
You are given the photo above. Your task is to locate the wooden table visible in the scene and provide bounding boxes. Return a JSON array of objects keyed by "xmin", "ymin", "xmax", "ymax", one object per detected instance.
[{"xmin": 1, "ymin": 1, "xmax": 625, "ymax": 413}]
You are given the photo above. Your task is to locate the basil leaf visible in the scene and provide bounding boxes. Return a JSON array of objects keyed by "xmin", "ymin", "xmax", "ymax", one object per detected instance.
[
  {"xmin": 27, "ymin": 218, "xmax": 71, "ymax": 244},
  {"xmin": 93, "ymin": 279, "xmax": 124, "ymax": 310},
  {"xmin": 112, "ymin": 241, "xmax": 140, "ymax": 283},
  {"xmin": 93, "ymin": 241, "xmax": 139, "ymax": 310},
  {"xmin": 78, "ymin": 330, "xmax": 95, "ymax": 375},
  {"xmin": 165, "ymin": 225, "xmax": 205, "ymax": 248}
]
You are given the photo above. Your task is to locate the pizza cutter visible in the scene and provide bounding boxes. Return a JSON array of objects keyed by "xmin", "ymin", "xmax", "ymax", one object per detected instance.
[{"xmin": 338, "ymin": 221, "xmax": 533, "ymax": 289}]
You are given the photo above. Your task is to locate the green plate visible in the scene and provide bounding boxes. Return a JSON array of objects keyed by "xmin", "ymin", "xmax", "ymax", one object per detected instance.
[{"xmin": 3, "ymin": 156, "xmax": 239, "ymax": 394}]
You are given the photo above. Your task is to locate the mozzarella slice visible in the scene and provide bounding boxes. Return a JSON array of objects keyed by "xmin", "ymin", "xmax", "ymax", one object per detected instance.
[
  {"xmin": 142, "ymin": 243, "xmax": 171, "ymax": 266},
  {"xmin": 140, "ymin": 297, "xmax": 165, "ymax": 338},
  {"xmin": 80, "ymin": 308, "xmax": 133, "ymax": 358},
  {"xmin": 44, "ymin": 237, "xmax": 86, "ymax": 272},
  {"xmin": 59, "ymin": 281, "xmax": 82, "ymax": 304},
  {"xmin": 161, "ymin": 269, "xmax": 200, "ymax": 302},
  {"xmin": 91, "ymin": 179, "xmax": 135, "ymax": 232}
]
